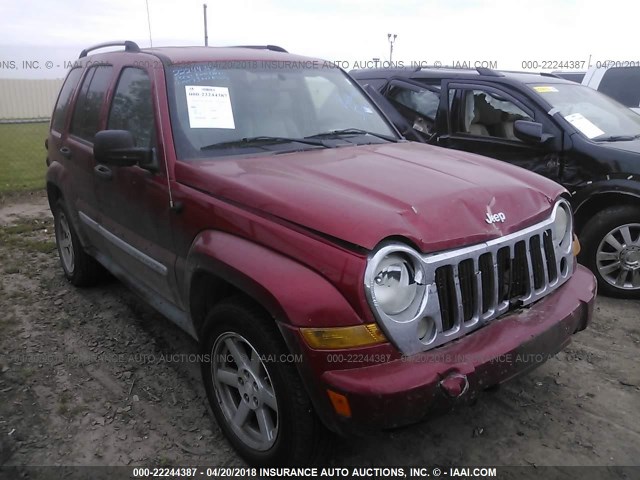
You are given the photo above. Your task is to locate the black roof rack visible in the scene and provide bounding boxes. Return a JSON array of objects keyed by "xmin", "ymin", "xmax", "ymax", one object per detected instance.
[
  {"xmin": 229, "ymin": 45, "xmax": 288, "ymax": 53},
  {"xmin": 539, "ymin": 72, "xmax": 562, "ymax": 78},
  {"xmin": 79, "ymin": 41, "xmax": 141, "ymax": 58},
  {"xmin": 476, "ymin": 67, "xmax": 503, "ymax": 77}
]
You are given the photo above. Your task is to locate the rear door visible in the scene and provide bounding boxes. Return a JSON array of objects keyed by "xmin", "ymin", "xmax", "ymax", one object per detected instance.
[
  {"xmin": 62, "ymin": 65, "xmax": 114, "ymax": 249},
  {"xmin": 93, "ymin": 65, "xmax": 180, "ymax": 305},
  {"xmin": 436, "ymin": 80, "xmax": 565, "ymax": 183}
]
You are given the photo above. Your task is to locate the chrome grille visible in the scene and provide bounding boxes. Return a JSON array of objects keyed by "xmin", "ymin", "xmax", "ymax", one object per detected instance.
[{"xmin": 434, "ymin": 229, "xmax": 558, "ymax": 334}]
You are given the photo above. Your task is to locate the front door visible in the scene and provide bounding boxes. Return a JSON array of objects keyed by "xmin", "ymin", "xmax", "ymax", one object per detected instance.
[
  {"xmin": 436, "ymin": 81, "xmax": 564, "ymax": 184},
  {"xmin": 93, "ymin": 66, "xmax": 180, "ymax": 305}
]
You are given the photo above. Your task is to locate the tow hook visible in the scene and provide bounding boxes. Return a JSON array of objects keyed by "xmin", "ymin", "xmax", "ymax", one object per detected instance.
[{"xmin": 439, "ymin": 372, "xmax": 469, "ymax": 398}]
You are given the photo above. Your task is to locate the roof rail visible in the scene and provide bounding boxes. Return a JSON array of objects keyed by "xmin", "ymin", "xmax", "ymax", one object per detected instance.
[
  {"xmin": 476, "ymin": 67, "xmax": 503, "ymax": 77},
  {"xmin": 539, "ymin": 72, "xmax": 562, "ymax": 78},
  {"xmin": 230, "ymin": 45, "xmax": 288, "ymax": 53},
  {"xmin": 79, "ymin": 41, "xmax": 141, "ymax": 58}
]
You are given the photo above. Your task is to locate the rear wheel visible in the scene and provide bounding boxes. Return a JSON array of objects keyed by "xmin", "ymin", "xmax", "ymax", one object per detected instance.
[
  {"xmin": 53, "ymin": 199, "xmax": 104, "ymax": 286},
  {"xmin": 201, "ymin": 298, "xmax": 329, "ymax": 466},
  {"xmin": 579, "ymin": 205, "xmax": 640, "ymax": 299}
]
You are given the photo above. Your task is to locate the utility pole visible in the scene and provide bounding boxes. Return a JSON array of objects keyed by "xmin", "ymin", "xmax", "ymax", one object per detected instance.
[
  {"xmin": 145, "ymin": 0, "xmax": 153, "ymax": 47},
  {"xmin": 203, "ymin": 4, "xmax": 209, "ymax": 46},
  {"xmin": 387, "ymin": 33, "xmax": 397, "ymax": 63}
]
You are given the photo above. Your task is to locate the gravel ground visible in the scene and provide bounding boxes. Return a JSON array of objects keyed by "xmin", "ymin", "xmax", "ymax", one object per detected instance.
[{"xmin": 0, "ymin": 193, "xmax": 638, "ymax": 478}]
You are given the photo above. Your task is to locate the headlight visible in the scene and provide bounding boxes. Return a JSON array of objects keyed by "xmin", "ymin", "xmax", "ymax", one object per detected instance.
[
  {"xmin": 365, "ymin": 245, "xmax": 427, "ymax": 321},
  {"xmin": 373, "ymin": 254, "xmax": 418, "ymax": 315},
  {"xmin": 552, "ymin": 200, "xmax": 572, "ymax": 249}
]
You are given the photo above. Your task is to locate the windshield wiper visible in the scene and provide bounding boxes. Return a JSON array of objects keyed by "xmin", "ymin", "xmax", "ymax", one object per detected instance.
[
  {"xmin": 305, "ymin": 128, "xmax": 398, "ymax": 143},
  {"xmin": 201, "ymin": 136, "xmax": 327, "ymax": 151},
  {"xmin": 595, "ymin": 134, "xmax": 640, "ymax": 142}
]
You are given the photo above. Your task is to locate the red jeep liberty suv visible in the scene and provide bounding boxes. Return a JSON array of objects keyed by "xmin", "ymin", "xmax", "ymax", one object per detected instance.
[{"xmin": 46, "ymin": 41, "xmax": 597, "ymax": 465}]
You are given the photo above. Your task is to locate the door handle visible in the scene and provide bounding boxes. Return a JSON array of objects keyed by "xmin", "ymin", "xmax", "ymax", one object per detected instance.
[
  {"xmin": 59, "ymin": 146, "xmax": 72, "ymax": 159},
  {"xmin": 94, "ymin": 164, "xmax": 113, "ymax": 180}
]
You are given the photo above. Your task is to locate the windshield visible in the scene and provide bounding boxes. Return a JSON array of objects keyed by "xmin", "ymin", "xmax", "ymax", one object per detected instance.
[
  {"xmin": 529, "ymin": 83, "xmax": 640, "ymax": 141},
  {"xmin": 166, "ymin": 62, "xmax": 397, "ymax": 160}
]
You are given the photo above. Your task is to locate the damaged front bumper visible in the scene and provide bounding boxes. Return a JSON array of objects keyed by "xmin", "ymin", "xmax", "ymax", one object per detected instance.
[{"xmin": 306, "ymin": 265, "xmax": 596, "ymax": 434}]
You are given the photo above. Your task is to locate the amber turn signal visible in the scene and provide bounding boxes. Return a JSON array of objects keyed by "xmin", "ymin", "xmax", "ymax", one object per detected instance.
[
  {"xmin": 300, "ymin": 324, "xmax": 387, "ymax": 349},
  {"xmin": 573, "ymin": 234, "xmax": 581, "ymax": 256}
]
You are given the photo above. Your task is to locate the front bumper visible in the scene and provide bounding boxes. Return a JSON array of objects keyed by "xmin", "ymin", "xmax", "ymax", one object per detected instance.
[{"xmin": 296, "ymin": 265, "xmax": 597, "ymax": 435}]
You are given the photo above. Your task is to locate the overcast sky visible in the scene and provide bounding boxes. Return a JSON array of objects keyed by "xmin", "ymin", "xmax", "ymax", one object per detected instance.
[{"xmin": 0, "ymin": 0, "xmax": 637, "ymax": 79}]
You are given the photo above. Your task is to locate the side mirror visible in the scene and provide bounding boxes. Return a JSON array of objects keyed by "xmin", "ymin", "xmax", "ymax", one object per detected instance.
[
  {"xmin": 93, "ymin": 130, "xmax": 155, "ymax": 170},
  {"xmin": 514, "ymin": 120, "xmax": 554, "ymax": 145}
]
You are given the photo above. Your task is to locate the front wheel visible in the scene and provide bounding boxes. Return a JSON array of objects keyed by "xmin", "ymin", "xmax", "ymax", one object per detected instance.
[
  {"xmin": 201, "ymin": 298, "xmax": 329, "ymax": 466},
  {"xmin": 579, "ymin": 205, "xmax": 640, "ymax": 299}
]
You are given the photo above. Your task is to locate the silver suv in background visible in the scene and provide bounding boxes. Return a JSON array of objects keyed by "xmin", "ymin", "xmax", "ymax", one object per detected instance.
[{"xmin": 582, "ymin": 66, "xmax": 640, "ymax": 114}]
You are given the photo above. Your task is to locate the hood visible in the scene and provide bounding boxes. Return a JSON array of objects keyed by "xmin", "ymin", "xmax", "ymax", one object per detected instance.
[
  {"xmin": 601, "ymin": 138, "xmax": 640, "ymax": 155},
  {"xmin": 175, "ymin": 142, "xmax": 564, "ymax": 252}
]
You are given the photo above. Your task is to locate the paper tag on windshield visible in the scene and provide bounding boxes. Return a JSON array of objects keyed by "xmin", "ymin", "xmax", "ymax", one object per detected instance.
[
  {"xmin": 564, "ymin": 113, "xmax": 604, "ymax": 139},
  {"xmin": 533, "ymin": 86, "xmax": 558, "ymax": 93},
  {"xmin": 185, "ymin": 86, "xmax": 235, "ymax": 129}
]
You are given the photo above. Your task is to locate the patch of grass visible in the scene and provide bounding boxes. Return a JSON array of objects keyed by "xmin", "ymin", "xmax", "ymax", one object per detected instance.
[
  {"xmin": 3, "ymin": 222, "xmax": 45, "ymax": 235},
  {"xmin": 157, "ymin": 456, "xmax": 173, "ymax": 467},
  {"xmin": 0, "ymin": 311, "xmax": 18, "ymax": 330},
  {"xmin": 0, "ymin": 122, "xmax": 49, "ymax": 193},
  {"xmin": 69, "ymin": 405, "xmax": 89, "ymax": 416},
  {"xmin": 56, "ymin": 316, "xmax": 71, "ymax": 331},
  {"xmin": 26, "ymin": 239, "xmax": 56, "ymax": 253},
  {"xmin": 57, "ymin": 391, "xmax": 71, "ymax": 415},
  {"xmin": 0, "ymin": 218, "xmax": 55, "ymax": 254}
]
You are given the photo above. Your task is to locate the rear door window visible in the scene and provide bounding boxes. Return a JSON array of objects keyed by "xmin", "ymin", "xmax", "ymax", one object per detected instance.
[
  {"xmin": 70, "ymin": 65, "xmax": 113, "ymax": 142},
  {"xmin": 51, "ymin": 68, "xmax": 83, "ymax": 133}
]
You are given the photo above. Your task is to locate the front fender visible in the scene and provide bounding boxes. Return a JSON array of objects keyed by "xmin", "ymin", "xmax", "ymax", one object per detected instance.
[
  {"xmin": 572, "ymin": 178, "xmax": 640, "ymax": 213},
  {"xmin": 185, "ymin": 230, "xmax": 364, "ymax": 332}
]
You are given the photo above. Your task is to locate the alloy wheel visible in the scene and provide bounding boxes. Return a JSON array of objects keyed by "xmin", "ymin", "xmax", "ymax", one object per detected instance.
[
  {"xmin": 211, "ymin": 332, "xmax": 279, "ymax": 451},
  {"xmin": 596, "ymin": 223, "xmax": 640, "ymax": 290}
]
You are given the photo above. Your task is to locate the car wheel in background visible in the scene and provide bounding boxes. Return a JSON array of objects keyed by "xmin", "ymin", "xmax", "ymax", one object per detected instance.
[{"xmin": 579, "ymin": 205, "xmax": 640, "ymax": 299}]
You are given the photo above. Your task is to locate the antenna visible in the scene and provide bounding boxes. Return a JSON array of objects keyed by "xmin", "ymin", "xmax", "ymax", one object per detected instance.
[
  {"xmin": 203, "ymin": 4, "xmax": 209, "ymax": 46},
  {"xmin": 145, "ymin": 0, "xmax": 153, "ymax": 47}
]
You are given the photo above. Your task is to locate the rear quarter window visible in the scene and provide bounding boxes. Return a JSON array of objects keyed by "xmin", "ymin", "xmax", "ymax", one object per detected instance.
[{"xmin": 51, "ymin": 68, "xmax": 83, "ymax": 133}]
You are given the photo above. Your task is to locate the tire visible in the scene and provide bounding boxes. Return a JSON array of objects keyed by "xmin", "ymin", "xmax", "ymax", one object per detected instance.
[
  {"xmin": 200, "ymin": 297, "xmax": 329, "ymax": 466},
  {"xmin": 578, "ymin": 205, "xmax": 640, "ymax": 299},
  {"xmin": 53, "ymin": 199, "xmax": 104, "ymax": 287}
]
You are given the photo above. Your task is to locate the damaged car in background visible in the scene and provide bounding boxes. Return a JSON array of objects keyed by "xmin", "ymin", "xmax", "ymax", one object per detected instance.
[{"xmin": 352, "ymin": 66, "xmax": 640, "ymax": 298}]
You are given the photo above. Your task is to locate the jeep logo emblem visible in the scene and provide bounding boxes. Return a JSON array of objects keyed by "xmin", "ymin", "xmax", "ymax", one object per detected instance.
[{"xmin": 486, "ymin": 212, "xmax": 506, "ymax": 224}]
